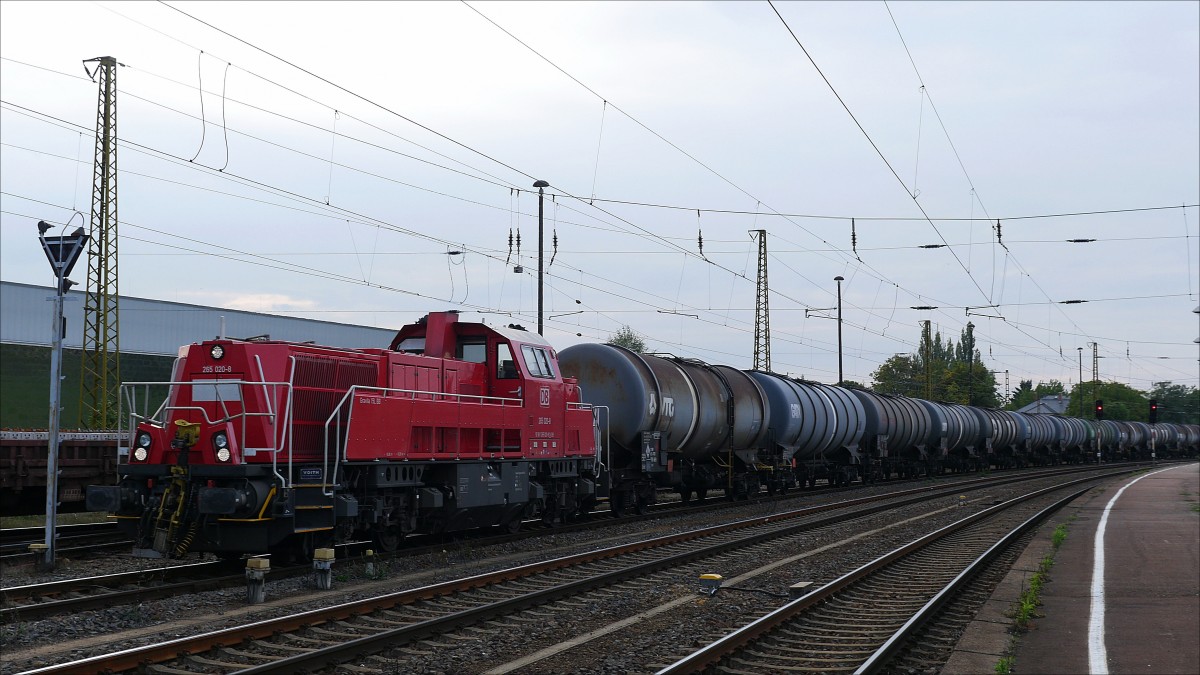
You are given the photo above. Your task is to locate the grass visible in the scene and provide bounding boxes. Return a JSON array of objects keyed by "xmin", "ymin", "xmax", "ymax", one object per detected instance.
[{"xmin": 995, "ymin": 521, "xmax": 1071, "ymax": 671}]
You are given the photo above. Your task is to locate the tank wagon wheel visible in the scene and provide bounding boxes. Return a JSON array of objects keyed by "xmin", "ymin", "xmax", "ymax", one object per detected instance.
[
  {"xmin": 695, "ymin": 488, "xmax": 708, "ymax": 502},
  {"xmin": 503, "ymin": 516, "xmax": 523, "ymax": 534},
  {"xmin": 609, "ymin": 491, "xmax": 627, "ymax": 518},
  {"xmin": 633, "ymin": 495, "xmax": 648, "ymax": 515},
  {"xmin": 680, "ymin": 488, "xmax": 693, "ymax": 504}
]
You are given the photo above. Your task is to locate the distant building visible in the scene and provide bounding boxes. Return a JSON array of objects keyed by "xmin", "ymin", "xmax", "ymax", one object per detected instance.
[
  {"xmin": 1, "ymin": 281, "xmax": 398, "ymax": 428},
  {"xmin": 1016, "ymin": 394, "xmax": 1072, "ymax": 415}
]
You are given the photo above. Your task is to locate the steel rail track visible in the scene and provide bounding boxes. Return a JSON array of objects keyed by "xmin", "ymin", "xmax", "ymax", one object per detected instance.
[
  {"xmin": 0, "ymin": 522, "xmax": 130, "ymax": 561},
  {"xmin": 656, "ymin": 478, "xmax": 1102, "ymax": 674},
  {"xmin": 0, "ymin": 463, "xmax": 1139, "ymax": 627},
  {"xmin": 17, "ymin": 466, "xmax": 1124, "ymax": 675},
  {"xmin": 0, "ymin": 522, "xmax": 117, "ymax": 547}
]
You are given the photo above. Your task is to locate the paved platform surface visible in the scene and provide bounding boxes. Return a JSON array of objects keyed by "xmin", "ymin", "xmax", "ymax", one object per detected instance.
[{"xmin": 944, "ymin": 462, "xmax": 1200, "ymax": 674}]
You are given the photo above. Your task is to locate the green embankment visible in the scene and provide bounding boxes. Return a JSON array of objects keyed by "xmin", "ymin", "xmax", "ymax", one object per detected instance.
[{"xmin": 0, "ymin": 344, "xmax": 175, "ymax": 429}]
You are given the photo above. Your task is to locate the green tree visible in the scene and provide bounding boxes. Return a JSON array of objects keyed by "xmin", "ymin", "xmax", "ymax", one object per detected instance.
[
  {"xmin": 1009, "ymin": 380, "xmax": 1037, "ymax": 410},
  {"xmin": 1065, "ymin": 380, "xmax": 1149, "ymax": 421},
  {"xmin": 1147, "ymin": 381, "xmax": 1200, "ymax": 424},
  {"xmin": 870, "ymin": 322, "xmax": 998, "ymax": 406},
  {"xmin": 607, "ymin": 325, "xmax": 646, "ymax": 352}
]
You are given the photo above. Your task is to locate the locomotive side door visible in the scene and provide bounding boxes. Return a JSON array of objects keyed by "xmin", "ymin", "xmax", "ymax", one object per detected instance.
[{"xmin": 519, "ymin": 343, "xmax": 565, "ymax": 458}]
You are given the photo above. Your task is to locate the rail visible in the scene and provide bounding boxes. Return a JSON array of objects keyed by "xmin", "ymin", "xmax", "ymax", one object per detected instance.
[{"xmin": 657, "ymin": 477, "xmax": 1105, "ymax": 674}]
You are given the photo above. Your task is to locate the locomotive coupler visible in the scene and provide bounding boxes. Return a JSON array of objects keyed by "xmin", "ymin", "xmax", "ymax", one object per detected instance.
[{"xmin": 171, "ymin": 419, "xmax": 200, "ymax": 466}]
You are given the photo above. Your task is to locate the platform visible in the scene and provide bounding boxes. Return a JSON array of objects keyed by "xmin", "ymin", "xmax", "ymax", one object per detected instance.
[{"xmin": 944, "ymin": 462, "xmax": 1200, "ymax": 674}]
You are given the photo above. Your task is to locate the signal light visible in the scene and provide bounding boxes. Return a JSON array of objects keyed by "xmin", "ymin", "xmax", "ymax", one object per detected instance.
[
  {"xmin": 1149, "ymin": 399, "xmax": 1158, "ymax": 423},
  {"xmin": 1094, "ymin": 399, "xmax": 1104, "ymax": 420}
]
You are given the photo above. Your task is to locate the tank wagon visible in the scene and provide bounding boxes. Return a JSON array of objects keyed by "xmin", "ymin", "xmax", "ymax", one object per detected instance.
[
  {"xmin": 85, "ymin": 311, "xmax": 1198, "ymax": 559},
  {"xmin": 559, "ymin": 344, "xmax": 1199, "ymax": 506}
]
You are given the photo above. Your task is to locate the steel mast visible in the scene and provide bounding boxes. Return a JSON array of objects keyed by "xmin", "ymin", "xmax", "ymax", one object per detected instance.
[{"xmin": 80, "ymin": 56, "xmax": 120, "ymax": 429}]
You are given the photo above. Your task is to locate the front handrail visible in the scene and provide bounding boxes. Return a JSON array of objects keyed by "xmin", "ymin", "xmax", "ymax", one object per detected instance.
[
  {"xmin": 256, "ymin": 354, "xmax": 289, "ymax": 488},
  {"xmin": 118, "ymin": 379, "xmax": 291, "ymax": 482}
]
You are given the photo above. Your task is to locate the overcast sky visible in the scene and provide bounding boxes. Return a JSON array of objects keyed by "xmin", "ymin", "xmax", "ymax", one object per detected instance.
[{"xmin": 2, "ymin": 1, "xmax": 1197, "ymax": 394}]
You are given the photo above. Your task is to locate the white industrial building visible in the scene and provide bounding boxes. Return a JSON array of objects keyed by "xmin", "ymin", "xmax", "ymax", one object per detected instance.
[{"xmin": 1, "ymin": 281, "xmax": 398, "ymax": 354}]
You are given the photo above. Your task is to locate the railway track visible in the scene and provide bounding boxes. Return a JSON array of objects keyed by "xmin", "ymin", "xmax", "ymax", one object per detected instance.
[
  {"xmin": 0, "ymin": 521, "xmax": 128, "ymax": 561},
  {"xmin": 656, "ymin": 483, "xmax": 1090, "ymax": 673},
  {"xmin": 15, "ymin": 464, "xmax": 1130, "ymax": 675},
  {"xmin": 0, "ymin": 464, "xmax": 1105, "ymax": 625}
]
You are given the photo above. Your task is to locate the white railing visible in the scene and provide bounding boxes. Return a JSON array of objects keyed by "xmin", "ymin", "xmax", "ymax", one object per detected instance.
[{"xmin": 119, "ymin": 377, "xmax": 292, "ymax": 487}]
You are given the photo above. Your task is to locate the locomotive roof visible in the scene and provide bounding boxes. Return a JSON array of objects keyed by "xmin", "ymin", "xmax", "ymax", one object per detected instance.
[{"xmin": 489, "ymin": 323, "xmax": 552, "ymax": 347}]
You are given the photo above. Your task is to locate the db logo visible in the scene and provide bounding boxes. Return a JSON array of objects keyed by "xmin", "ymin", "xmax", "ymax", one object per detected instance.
[{"xmin": 539, "ymin": 387, "xmax": 551, "ymax": 407}]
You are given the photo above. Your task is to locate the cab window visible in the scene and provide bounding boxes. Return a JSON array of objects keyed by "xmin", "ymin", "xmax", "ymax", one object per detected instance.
[
  {"xmin": 457, "ymin": 339, "xmax": 486, "ymax": 363},
  {"xmin": 521, "ymin": 345, "xmax": 555, "ymax": 379},
  {"xmin": 497, "ymin": 343, "xmax": 518, "ymax": 379}
]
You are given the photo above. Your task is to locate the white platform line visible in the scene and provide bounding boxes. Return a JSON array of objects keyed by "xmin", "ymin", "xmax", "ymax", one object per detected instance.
[{"xmin": 1087, "ymin": 466, "xmax": 1173, "ymax": 674}]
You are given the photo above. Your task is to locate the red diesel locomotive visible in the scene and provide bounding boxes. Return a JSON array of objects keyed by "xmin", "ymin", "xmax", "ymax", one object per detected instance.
[{"xmin": 87, "ymin": 312, "xmax": 601, "ymax": 559}]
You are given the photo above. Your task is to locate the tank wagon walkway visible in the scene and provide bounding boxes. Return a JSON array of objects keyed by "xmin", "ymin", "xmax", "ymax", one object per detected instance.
[{"xmin": 949, "ymin": 462, "xmax": 1199, "ymax": 674}]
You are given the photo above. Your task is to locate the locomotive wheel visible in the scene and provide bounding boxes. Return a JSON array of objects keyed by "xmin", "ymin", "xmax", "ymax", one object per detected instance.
[
  {"xmin": 372, "ymin": 525, "xmax": 403, "ymax": 553},
  {"xmin": 578, "ymin": 495, "xmax": 595, "ymax": 519}
]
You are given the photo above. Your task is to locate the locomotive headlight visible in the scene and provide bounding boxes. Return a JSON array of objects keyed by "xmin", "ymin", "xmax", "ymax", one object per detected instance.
[
  {"xmin": 213, "ymin": 432, "xmax": 231, "ymax": 462},
  {"xmin": 132, "ymin": 431, "xmax": 153, "ymax": 462},
  {"xmin": 210, "ymin": 344, "xmax": 225, "ymax": 360}
]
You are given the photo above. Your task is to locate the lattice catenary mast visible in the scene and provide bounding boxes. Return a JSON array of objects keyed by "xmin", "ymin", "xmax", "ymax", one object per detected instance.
[
  {"xmin": 752, "ymin": 230, "xmax": 770, "ymax": 371},
  {"xmin": 79, "ymin": 56, "xmax": 120, "ymax": 429}
]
